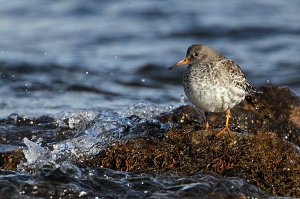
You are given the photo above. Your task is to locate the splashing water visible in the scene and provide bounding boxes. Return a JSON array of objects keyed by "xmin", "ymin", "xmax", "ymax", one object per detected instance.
[
  {"xmin": 19, "ymin": 102, "xmax": 174, "ymax": 172},
  {"xmin": 119, "ymin": 101, "xmax": 176, "ymax": 119},
  {"xmin": 18, "ymin": 138, "xmax": 57, "ymax": 171}
]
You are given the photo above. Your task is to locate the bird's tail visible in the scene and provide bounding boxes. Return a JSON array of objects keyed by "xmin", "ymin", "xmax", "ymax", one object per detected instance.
[
  {"xmin": 245, "ymin": 81, "xmax": 262, "ymax": 95},
  {"xmin": 245, "ymin": 82, "xmax": 262, "ymax": 105}
]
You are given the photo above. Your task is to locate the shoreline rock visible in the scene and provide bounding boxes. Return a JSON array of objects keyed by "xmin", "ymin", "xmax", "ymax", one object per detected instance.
[
  {"xmin": 86, "ymin": 86, "xmax": 300, "ymax": 197},
  {"xmin": 1, "ymin": 86, "xmax": 300, "ymax": 197}
]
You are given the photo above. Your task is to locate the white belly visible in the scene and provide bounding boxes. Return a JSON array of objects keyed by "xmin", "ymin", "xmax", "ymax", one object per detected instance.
[{"xmin": 183, "ymin": 69, "xmax": 245, "ymax": 112}]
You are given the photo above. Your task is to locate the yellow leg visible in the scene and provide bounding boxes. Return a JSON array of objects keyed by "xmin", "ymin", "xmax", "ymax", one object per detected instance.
[
  {"xmin": 205, "ymin": 112, "xmax": 209, "ymax": 129},
  {"xmin": 216, "ymin": 109, "xmax": 231, "ymax": 136}
]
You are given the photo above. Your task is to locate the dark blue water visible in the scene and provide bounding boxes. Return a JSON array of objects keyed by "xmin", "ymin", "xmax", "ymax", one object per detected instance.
[
  {"xmin": 0, "ymin": 0, "xmax": 299, "ymax": 116},
  {"xmin": 0, "ymin": 0, "xmax": 300, "ymax": 198}
]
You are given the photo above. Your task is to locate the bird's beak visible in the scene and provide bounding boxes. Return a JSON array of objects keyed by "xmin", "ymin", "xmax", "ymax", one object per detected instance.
[{"xmin": 169, "ymin": 57, "xmax": 189, "ymax": 70}]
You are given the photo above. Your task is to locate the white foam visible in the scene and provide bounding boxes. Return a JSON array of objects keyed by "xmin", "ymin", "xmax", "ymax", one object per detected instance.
[
  {"xmin": 19, "ymin": 102, "xmax": 177, "ymax": 171},
  {"xmin": 18, "ymin": 138, "xmax": 56, "ymax": 171},
  {"xmin": 119, "ymin": 101, "xmax": 176, "ymax": 119}
]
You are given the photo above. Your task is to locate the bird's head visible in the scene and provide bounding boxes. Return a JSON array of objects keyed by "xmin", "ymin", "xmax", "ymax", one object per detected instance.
[{"xmin": 169, "ymin": 44, "xmax": 224, "ymax": 70}]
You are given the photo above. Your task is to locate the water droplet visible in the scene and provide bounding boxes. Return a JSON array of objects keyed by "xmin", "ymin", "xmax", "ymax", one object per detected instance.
[
  {"xmin": 113, "ymin": 55, "xmax": 118, "ymax": 59},
  {"xmin": 180, "ymin": 95, "xmax": 185, "ymax": 104},
  {"xmin": 85, "ymin": 71, "xmax": 89, "ymax": 75},
  {"xmin": 78, "ymin": 191, "xmax": 87, "ymax": 197}
]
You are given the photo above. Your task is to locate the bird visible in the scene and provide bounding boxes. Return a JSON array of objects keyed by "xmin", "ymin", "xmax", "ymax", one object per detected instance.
[{"xmin": 169, "ymin": 44, "xmax": 258, "ymax": 136}]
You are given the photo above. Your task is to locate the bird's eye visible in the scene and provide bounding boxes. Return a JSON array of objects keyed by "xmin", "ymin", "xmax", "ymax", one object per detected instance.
[{"xmin": 194, "ymin": 53, "xmax": 199, "ymax": 56}]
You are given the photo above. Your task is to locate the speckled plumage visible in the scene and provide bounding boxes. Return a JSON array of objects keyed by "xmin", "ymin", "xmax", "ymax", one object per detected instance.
[
  {"xmin": 183, "ymin": 59, "xmax": 255, "ymax": 112},
  {"xmin": 170, "ymin": 44, "xmax": 258, "ymax": 133}
]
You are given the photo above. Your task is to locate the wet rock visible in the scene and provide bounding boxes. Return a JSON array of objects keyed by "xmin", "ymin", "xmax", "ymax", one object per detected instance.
[
  {"xmin": 1, "ymin": 86, "xmax": 300, "ymax": 197},
  {"xmin": 0, "ymin": 149, "xmax": 24, "ymax": 170},
  {"xmin": 87, "ymin": 129, "xmax": 300, "ymax": 197},
  {"xmin": 290, "ymin": 105, "xmax": 300, "ymax": 129},
  {"xmin": 86, "ymin": 86, "xmax": 300, "ymax": 197},
  {"xmin": 157, "ymin": 105, "xmax": 203, "ymax": 125}
]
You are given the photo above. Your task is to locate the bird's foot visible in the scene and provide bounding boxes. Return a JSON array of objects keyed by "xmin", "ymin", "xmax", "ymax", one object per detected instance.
[
  {"xmin": 204, "ymin": 112, "xmax": 210, "ymax": 130},
  {"xmin": 216, "ymin": 126, "xmax": 233, "ymax": 137},
  {"xmin": 205, "ymin": 122, "xmax": 209, "ymax": 130}
]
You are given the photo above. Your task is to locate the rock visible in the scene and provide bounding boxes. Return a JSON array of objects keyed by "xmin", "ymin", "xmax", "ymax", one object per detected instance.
[
  {"xmin": 0, "ymin": 149, "xmax": 24, "ymax": 170},
  {"xmin": 85, "ymin": 86, "xmax": 300, "ymax": 197},
  {"xmin": 2, "ymin": 86, "xmax": 300, "ymax": 197},
  {"xmin": 290, "ymin": 105, "xmax": 300, "ymax": 129}
]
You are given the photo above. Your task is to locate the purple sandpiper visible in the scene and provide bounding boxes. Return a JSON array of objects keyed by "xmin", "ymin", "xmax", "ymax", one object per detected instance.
[{"xmin": 169, "ymin": 44, "xmax": 258, "ymax": 135}]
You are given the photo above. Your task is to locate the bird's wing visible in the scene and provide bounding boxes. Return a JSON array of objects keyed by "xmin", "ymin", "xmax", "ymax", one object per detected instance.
[{"xmin": 218, "ymin": 60, "xmax": 258, "ymax": 95}]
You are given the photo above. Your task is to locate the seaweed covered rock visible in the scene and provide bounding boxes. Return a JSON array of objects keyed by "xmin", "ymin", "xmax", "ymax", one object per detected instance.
[
  {"xmin": 86, "ymin": 86, "xmax": 300, "ymax": 197},
  {"xmin": 1, "ymin": 86, "xmax": 300, "ymax": 197},
  {"xmin": 0, "ymin": 149, "xmax": 24, "ymax": 170}
]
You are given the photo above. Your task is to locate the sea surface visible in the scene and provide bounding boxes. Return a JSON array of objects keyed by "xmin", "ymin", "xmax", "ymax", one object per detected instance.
[{"xmin": 0, "ymin": 0, "xmax": 299, "ymax": 198}]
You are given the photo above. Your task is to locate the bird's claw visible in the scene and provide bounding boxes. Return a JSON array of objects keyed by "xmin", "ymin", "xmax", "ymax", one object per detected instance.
[{"xmin": 216, "ymin": 127, "xmax": 233, "ymax": 137}]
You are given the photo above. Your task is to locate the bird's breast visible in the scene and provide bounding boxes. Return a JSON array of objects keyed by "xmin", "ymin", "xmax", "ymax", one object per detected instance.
[{"xmin": 183, "ymin": 65, "xmax": 245, "ymax": 112}]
